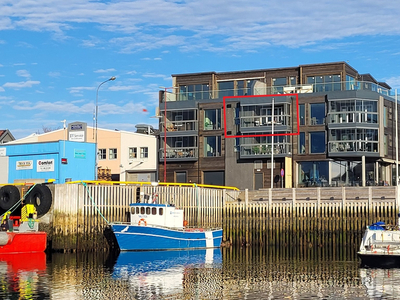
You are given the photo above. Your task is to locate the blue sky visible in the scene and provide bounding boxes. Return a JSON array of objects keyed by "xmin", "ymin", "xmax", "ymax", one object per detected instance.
[{"xmin": 2, "ymin": 0, "xmax": 400, "ymax": 139}]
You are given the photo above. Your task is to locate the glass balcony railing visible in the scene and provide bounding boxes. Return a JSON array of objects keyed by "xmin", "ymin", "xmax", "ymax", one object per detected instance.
[
  {"xmin": 328, "ymin": 112, "xmax": 378, "ymax": 124},
  {"xmin": 162, "ymin": 80, "xmax": 391, "ymax": 102},
  {"xmin": 328, "ymin": 141, "xmax": 378, "ymax": 153},
  {"xmin": 159, "ymin": 147, "xmax": 198, "ymax": 159},
  {"xmin": 240, "ymin": 116, "xmax": 290, "ymax": 128},
  {"xmin": 240, "ymin": 143, "xmax": 292, "ymax": 157},
  {"xmin": 161, "ymin": 120, "xmax": 198, "ymax": 132}
]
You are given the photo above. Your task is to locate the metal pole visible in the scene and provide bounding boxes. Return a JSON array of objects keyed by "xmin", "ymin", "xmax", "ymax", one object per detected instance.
[
  {"xmin": 271, "ymin": 97, "xmax": 274, "ymax": 189},
  {"xmin": 396, "ymin": 89, "xmax": 398, "ymax": 186},
  {"xmin": 95, "ymin": 76, "xmax": 116, "ymax": 180},
  {"xmin": 164, "ymin": 88, "xmax": 167, "ymax": 182}
]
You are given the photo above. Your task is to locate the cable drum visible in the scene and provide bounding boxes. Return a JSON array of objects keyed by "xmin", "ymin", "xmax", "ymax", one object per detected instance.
[
  {"xmin": 0, "ymin": 185, "xmax": 20, "ymax": 211},
  {"xmin": 25, "ymin": 184, "xmax": 53, "ymax": 217}
]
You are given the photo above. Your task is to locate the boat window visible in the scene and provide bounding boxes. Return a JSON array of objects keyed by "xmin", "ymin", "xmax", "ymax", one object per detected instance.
[
  {"xmin": 140, "ymin": 207, "xmax": 145, "ymax": 214},
  {"xmin": 159, "ymin": 208, "xmax": 163, "ymax": 215},
  {"xmin": 146, "ymin": 207, "xmax": 150, "ymax": 214},
  {"xmin": 152, "ymin": 207, "xmax": 157, "ymax": 215},
  {"xmin": 136, "ymin": 207, "xmax": 139, "ymax": 214},
  {"xmin": 131, "ymin": 207, "xmax": 135, "ymax": 214}
]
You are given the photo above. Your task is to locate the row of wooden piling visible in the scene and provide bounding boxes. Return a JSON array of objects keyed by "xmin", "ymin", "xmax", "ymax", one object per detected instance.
[{"xmin": 48, "ymin": 184, "xmax": 400, "ymax": 252}]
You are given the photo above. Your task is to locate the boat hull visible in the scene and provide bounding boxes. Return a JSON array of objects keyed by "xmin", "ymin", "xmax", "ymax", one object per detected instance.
[
  {"xmin": 0, "ymin": 232, "xmax": 47, "ymax": 254},
  {"xmin": 111, "ymin": 224, "xmax": 222, "ymax": 251},
  {"xmin": 358, "ymin": 251, "xmax": 400, "ymax": 268}
]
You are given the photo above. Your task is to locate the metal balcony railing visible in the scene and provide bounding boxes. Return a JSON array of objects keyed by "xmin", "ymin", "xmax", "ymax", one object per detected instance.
[{"xmin": 159, "ymin": 147, "xmax": 198, "ymax": 159}]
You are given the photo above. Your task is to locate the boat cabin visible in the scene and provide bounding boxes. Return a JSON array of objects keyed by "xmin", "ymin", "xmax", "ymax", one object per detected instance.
[{"xmin": 129, "ymin": 203, "xmax": 184, "ymax": 229}]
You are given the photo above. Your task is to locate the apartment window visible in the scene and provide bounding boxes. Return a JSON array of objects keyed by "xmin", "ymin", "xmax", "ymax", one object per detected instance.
[
  {"xmin": 98, "ymin": 149, "xmax": 106, "ymax": 160},
  {"xmin": 272, "ymin": 77, "xmax": 287, "ymax": 93},
  {"xmin": 309, "ymin": 132, "xmax": 325, "ymax": 154},
  {"xmin": 204, "ymin": 109, "xmax": 221, "ymax": 130},
  {"xmin": 384, "ymin": 134, "xmax": 388, "ymax": 156},
  {"xmin": 307, "ymin": 75, "xmax": 341, "ymax": 92},
  {"xmin": 204, "ymin": 136, "xmax": 221, "ymax": 157},
  {"xmin": 140, "ymin": 147, "xmax": 148, "ymax": 158},
  {"xmin": 384, "ymin": 107, "xmax": 388, "ymax": 126},
  {"xmin": 176, "ymin": 171, "xmax": 187, "ymax": 183},
  {"xmin": 298, "ymin": 132, "xmax": 305, "ymax": 154},
  {"xmin": 299, "ymin": 104, "xmax": 305, "ymax": 126},
  {"xmin": 129, "ymin": 147, "xmax": 137, "ymax": 159},
  {"xmin": 109, "ymin": 148, "xmax": 117, "ymax": 160},
  {"xmin": 310, "ymin": 103, "xmax": 325, "ymax": 125},
  {"xmin": 179, "ymin": 84, "xmax": 209, "ymax": 101},
  {"xmin": 218, "ymin": 81, "xmax": 234, "ymax": 98}
]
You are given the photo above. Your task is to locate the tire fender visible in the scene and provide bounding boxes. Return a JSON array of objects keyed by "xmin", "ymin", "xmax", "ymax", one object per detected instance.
[
  {"xmin": 25, "ymin": 184, "xmax": 53, "ymax": 217},
  {"xmin": 0, "ymin": 185, "xmax": 20, "ymax": 210}
]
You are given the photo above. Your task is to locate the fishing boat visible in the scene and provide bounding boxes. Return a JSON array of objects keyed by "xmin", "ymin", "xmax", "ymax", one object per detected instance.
[
  {"xmin": 358, "ymin": 220, "xmax": 400, "ymax": 267},
  {"xmin": 0, "ymin": 204, "xmax": 47, "ymax": 254},
  {"xmin": 110, "ymin": 203, "xmax": 223, "ymax": 251}
]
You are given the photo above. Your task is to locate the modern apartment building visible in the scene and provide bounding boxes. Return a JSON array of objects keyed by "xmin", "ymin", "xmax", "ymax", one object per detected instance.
[{"xmin": 158, "ymin": 62, "xmax": 398, "ymax": 190}]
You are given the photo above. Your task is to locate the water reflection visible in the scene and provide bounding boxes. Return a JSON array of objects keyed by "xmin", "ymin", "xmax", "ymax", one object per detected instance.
[
  {"xmin": 3, "ymin": 246, "xmax": 400, "ymax": 299},
  {"xmin": 360, "ymin": 268, "xmax": 400, "ymax": 299},
  {"xmin": 0, "ymin": 253, "xmax": 48, "ymax": 299},
  {"xmin": 112, "ymin": 249, "xmax": 222, "ymax": 298}
]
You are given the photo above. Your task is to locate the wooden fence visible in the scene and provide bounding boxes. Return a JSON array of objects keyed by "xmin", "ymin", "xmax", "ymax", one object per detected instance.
[
  {"xmin": 46, "ymin": 184, "xmax": 400, "ymax": 252},
  {"xmin": 50, "ymin": 183, "xmax": 235, "ymax": 251}
]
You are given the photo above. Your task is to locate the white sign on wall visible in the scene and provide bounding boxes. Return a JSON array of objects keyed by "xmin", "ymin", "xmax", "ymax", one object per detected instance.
[
  {"xmin": 0, "ymin": 148, "xmax": 6, "ymax": 157},
  {"xmin": 16, "ymin": 160, "xmax": 33, "ymax": 170},
  {"xmin": 37, "ymin": 159, "xmax": 55, "ymax": 172},
  {"xmin": 69, "ymin": 131, "xmax": 85, "ymax": 142}
]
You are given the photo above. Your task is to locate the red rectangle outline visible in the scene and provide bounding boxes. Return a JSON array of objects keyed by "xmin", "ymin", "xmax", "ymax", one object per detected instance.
[{"xmin": 223, "ymin": 93, "xmax": 300, "ymax": 138}]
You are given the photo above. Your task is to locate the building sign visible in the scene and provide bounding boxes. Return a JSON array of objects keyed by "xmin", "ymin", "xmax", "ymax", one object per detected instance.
[
  {"xmin": 0, "ymin": 148, "xmax": 6, "ymax": 157},
  {"xmin": 71, "ymin": 124, "xmax": 83, "ymax": 130},
  {"xmin": 69, "ymin": 131, "xmax": 85, "ymax": 142},
  {"xmin": 16, "ymin": 160, "xmax": 33, "ymax": 170},
  {"xmin": 37, "ymin": 159, "xmax": 55, "ymax": 172},
  {"xmin": 74, "ymin": 149, "xmax": 86, "ymax": 159}
]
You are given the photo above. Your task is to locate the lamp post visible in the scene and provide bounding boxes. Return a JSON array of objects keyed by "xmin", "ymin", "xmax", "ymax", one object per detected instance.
[{"xmin": 94, "ymin": 76, "xmax": 116, "ymax": 180}]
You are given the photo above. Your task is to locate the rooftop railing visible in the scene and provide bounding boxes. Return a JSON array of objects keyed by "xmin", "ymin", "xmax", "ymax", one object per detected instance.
[{"xmin": 162, "ymin": 81, "xmax": 391, "ymax": 102}]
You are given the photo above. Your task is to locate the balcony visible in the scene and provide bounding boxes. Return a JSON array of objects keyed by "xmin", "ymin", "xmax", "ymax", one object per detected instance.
[
  {"xmin": 159, "ymin": 147, "xmax": 198, "ymax": 161},
  {"xmin": 328, "ymin": 141, "xmax": 379, "ymax": 157},
  {"xmin": 240, "ymin": 115, "xmax": 290, "ymax": 129},
  {"xmin": 161, "ymin": 120, "xmax": 198, "ymax": 133},
  {"xmin": 240, "ymin": 143, "xmax": 292, "ymax": 159},
  {"xmin": 162, "ymin": 80, "xmax": 391, "ymax": 102}
]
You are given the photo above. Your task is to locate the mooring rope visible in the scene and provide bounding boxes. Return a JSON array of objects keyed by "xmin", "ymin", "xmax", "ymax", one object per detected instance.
[
  {"xmin": 81, "ymin": 181, "xmax": 110, "ymax": 225},
  {"xmin": 0, "ymin": 183, "xmax": 38, "ymax": 219}
]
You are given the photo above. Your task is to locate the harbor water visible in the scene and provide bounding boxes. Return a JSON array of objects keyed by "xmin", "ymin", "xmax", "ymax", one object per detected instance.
[{"xmin": 1, "ymin": 244, "xmax": 400, "ymax": 300}]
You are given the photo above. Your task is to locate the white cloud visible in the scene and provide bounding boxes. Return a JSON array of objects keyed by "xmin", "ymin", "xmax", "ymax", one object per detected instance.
[
  {"xmin": 69, "ymin": 86, "xmax": 95, "ymax": 94},
  {"xmin": 1, "ymin": 0, "xmax": 400, "ymax": 52},
  {"xmin": 0, "ymin": 87, "xmax": 4, "ymax": 92},
  {"xmin": 16, "ymin": 69, "xmax": 31, "ymax": 78},
  {"xmin": 3, "ymin": 80, "xmax": 40, "ymax": 89},
  {"xmin": 48, "ymin": 71, "xmax": 61, "ymax": 77},
  {"xmin": 94, "ymin": 68, "xmax": 117, "ymax": 73}
]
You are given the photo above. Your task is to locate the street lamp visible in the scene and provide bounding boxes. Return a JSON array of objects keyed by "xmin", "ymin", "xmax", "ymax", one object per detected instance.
[{"xmin": 94, "ymin": 76, "xmax": 116, "ymax": 180}]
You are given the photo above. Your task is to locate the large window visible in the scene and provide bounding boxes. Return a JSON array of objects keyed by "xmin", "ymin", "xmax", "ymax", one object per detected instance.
[
  {"xmin": 307, "ymin": 75, "xmax": 341, "ymax": 92},
  {"xmin": 298, "ymin": 132, "xmax": 305, "ymax": 154},
  {"xmin": 179, "ymin": 84, "xmax": 209, "ymax": 101},
  {"xmin": 309, "ymin": 132, "xmax": 325, "ymax": 153},
  {"xmin": 272, "ymin": 77, "xmax": 287, "ymax": 93},
  {"xmin": 204, "ymin": 136, "xmax": 221, "ymax": 157},
  {"xmin": 298, "ymin": 161, "xmax": 329, "ymax": 187},
  {"xmin": 310, "ymin": 103, "xmax": 325, "ymax": 125},
  {"xmin": 218, "ymin": 81, "xmax": 234, "ymax": 98},
  {"xmin": 204, "ymin": 109, "xmax": 221, "ymax": 130}
]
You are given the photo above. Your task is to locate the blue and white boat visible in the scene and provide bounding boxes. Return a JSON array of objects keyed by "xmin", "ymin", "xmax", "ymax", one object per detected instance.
[{"xmin": 110, "ymin": 203, "xmax": 223, "ymax": 251}]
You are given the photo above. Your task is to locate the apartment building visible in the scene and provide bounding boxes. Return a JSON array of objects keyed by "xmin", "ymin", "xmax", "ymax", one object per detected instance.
[{"xmin": 158, "ymin": 62, "xmax": 398, "ymax": 190}]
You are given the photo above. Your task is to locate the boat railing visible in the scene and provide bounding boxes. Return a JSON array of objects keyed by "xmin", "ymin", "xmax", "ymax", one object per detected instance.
[{"xmin": 110, "ymin": 222, "xmax": 220, "ymax": 232}]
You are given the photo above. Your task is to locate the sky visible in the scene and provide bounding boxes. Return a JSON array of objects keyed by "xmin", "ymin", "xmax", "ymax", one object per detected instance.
[{"xmin": 2, "ymin": 0, "xmax": 400, "ymax": 139}]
